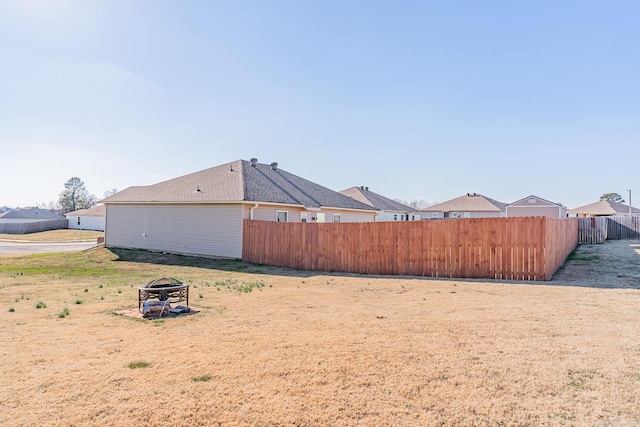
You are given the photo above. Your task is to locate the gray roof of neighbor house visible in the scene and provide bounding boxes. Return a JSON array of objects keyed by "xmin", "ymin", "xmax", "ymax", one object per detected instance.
[
  {"xmin": 339, "ymin": 186, "xmax": 414, "ymax": 212},
  {"xmin": 65, "ymin": 205, "xmax": 106, "ymax": 217},
  {"xmin": 506, "ymin": 195, "xmax": 566, "ymax": 208},
  {"xmin": 0, "ymin": 207, "xmax": 65, "ymax": 220},
  {"xmin": 421, "ymin": 193, "xmax": 507, "ymax": 212},
  {"xmin": 101, "ymin": 159, "xmax": 377, "ymax": 211},
  {"xmin": 567, "ymin": 200, "xmax": 640, "ymax": 216}
]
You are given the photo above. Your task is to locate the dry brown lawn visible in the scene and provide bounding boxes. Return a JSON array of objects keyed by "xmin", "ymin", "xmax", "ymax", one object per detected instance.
[
  {"xmin": 1, "ymin": 248, "xmax": 639, "ymax": 426},
  {"xmin": 0, "ymin": 229, "xmax": 104, "ymax": 242}
]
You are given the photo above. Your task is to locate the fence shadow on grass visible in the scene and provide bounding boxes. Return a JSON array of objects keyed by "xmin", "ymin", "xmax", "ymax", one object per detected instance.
[{"xmin": 109, "ymin": 242, "xmax": 640, "ymax": 290}]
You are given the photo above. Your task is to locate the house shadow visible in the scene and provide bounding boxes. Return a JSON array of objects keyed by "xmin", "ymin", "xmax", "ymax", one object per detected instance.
[{"xmin": 108, "ymin": 241, "xmax": 640, "ymax": 290}]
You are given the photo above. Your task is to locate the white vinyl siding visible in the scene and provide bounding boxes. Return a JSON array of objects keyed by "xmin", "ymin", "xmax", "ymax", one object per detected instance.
[
  {"xmin": 506, "ymin": 197, "xmax": 566, "ymax": 218},
  {"xmin": 506, "ymin": 206, "xmax": 566, "ymax": 218},
  {"xmin": 66, "ymin": 215, "xmax": 105, "ymax": 231},
  {"xmin": 250, "ymin": 206, "xmax": 302, "ymax": 222},
  {"xmin": 246, "ymin": 205, "xmax": 376, "ymax": 223},
  {"xmin": 105, "ymin": 204, "xmax": 244, "ymax": 258}
]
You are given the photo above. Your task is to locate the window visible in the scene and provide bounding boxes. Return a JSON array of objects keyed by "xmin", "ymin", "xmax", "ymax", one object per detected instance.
[
  {"xmin": 450, "ymin": 212, "xmax": 460, "ymax": 218},
  {"xmin": 276, "ymin": 211, "xmax": 288, "ymax": 222},
  {"xmin": 394, "ymin": 214, "xmax": 397, "ymax": 220},
  {"xmin": 333, "ymin": 214, "xmax": 341, "ymax": 223},
  {"xmin": 463, "ymin": 212, "xmax": 470, "ymax": 218},
  {"xmin": 300, "ymin": 213, "xmax": 309, "ymax": 223},
  {"xmin": 528, "ymin": 198, "xmax": 537, "ymax": 204},
  {"xmin": 432, "ymin": 212, "xmax": 439, "ymax": 218}
]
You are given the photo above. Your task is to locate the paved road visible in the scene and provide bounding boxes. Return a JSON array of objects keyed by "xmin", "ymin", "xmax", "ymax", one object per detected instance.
[{"xmin": 0, "ymin": 241, "xmax": 97, "ymax": 255}]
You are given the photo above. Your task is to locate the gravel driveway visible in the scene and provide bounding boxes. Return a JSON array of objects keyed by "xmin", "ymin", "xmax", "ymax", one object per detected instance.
[{"xmin": 551, "ymin": 239, "xmax": 640, "ymax": 288}]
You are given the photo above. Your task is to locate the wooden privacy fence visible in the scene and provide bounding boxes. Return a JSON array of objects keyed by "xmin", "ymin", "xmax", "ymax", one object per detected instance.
[
  {"xmin": 243, "ymin": 217, "xmax": 578, "ymax": 281},
  {"xmin": 578, "ymin": 216, "xmax": 640, "ymax": 243},
  {"xmin": 606, "ymin": 216, "xmax": 640, "ymax": 239},
  {"xmin": 578, "ymin": 217, "xmax": 607, "ymax": 244}
]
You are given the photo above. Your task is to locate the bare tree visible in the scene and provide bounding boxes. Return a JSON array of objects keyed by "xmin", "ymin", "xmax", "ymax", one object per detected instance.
[
  {"xmin": 409, "ymin": 199, "xmax": 437, "ymax": 210},
  {"xmin": 36, "ymin": 200, "xmax": 61, "ymax": 212},
  {"xmin": 58, "ymin": 177, "xmax": 97, "ymax": 214},
  {"xmin": 395, "ymin": 198, "xmax": 437, "ymax": 210},
  {"xmin": 103, "ymin": 188, "xmax": 118, "ymax": 198}
]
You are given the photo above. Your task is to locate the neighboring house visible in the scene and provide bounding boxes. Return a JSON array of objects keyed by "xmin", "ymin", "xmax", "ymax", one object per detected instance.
[
  {"xmin": 0, "ymin": 207, "xmax": 65, "ymax": 220},
  {"xmin": 101, "ymin": 158, "xmax": 378, "ymax": 259},
  {"xmin": 339, "ymin": 186, "xmax": 421, "ymax": 221},
  {"xmin": 506, "ymin": 195, "xmax": 567, "ymax": 219},
  {"xmin": 567, "ymin": 200, "xmax": 640, "ymax": 217},
  {"xmin": 0, "ymin": 207, "xmax": 67, "ymax": 234},
  {"xmin": 421, "ymin": 193, "xmax": 507, "ymax": 219},
  {"xmin": 65, "ymin": 205, "xmax": 106, "ymax": 231}
]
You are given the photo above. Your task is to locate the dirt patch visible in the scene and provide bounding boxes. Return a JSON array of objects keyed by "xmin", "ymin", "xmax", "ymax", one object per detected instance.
[{"xmin": 552, "ymin": 239, "xmax": 640, "ymax": 288}]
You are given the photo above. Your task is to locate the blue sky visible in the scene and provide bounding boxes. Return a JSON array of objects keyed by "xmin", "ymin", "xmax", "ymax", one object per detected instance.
[{"xmin": 1, "ymin": 0, "xmax": 638, "ymax": 209}]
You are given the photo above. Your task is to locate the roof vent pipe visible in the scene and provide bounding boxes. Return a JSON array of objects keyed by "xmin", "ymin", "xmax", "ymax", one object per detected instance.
[
  {"xmin": 360, "ymin": 186, "xmax": 364, "ymax": 190},
  {"xmin": 250, "ymin": 158, "xmax": 258, "ymax": 167},
  {"xmin": 271, "ymin": 162, "xmax": 278, "ymax": 171},
  {"xmin": 365, "ymin": 187, "xmax": 368, "ymax": 191}
]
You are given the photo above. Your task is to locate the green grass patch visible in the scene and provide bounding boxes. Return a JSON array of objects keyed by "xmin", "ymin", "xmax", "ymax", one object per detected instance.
[
  {"xmin": 0, "ymin": 251, "xmax": 119, "ymax": 277},
  {"xmin": 9, "ymin": 307, "xmax": 15, "ymax": 312},
  {"xmin": 233, "ymin": 279, "xmax": 265, "ymax": 293},
  {"xmin": 566, "ymin": 249, "xmax": 600, "ymax": 262},
  {"xmin": 127, "ymin": 361, "xmax": 150, "ymax": 369},
  {"xmin": 215, "ymin": 278, "xmax": 238, "ymax": 288},
  {"xmin": 58, "ymin": 307, "xmax": 70, "ymax": 318},
  {"xmin": 192, "ymin": 374, "xmax": 212, "ymax": 382},
  {"xmin": 35, "ymin": 301, "xmax": 46, "ymax": 309},
  {"xmin": 567, "ymin": 369, "xmax": 594, "ymax": 390}
]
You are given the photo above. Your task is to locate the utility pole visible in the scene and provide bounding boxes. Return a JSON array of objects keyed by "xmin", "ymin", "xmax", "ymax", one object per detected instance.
[{"xmin": 628, "ymin": 189, "xmax": 632, "ymax": 216}]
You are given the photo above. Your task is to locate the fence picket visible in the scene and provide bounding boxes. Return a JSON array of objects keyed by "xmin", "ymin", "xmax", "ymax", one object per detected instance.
[{"xmin": 242, "ymin": 217, "xmax": 578, "ymax": 281}]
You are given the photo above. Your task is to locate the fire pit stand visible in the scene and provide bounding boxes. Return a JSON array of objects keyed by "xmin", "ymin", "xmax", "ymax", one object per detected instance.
[{"xmin": 138, "ymin": 277, "xmax": 189, "ymax": 316}]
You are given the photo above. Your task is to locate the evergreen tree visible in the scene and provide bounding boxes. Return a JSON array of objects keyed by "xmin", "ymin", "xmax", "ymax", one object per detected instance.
[{"xmin": 58, "ymin": 177, "xmax": 97, "ymax": 214}]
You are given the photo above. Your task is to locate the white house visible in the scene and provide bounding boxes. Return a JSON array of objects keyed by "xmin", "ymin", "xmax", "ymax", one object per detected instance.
[
  {"xmin": 506, "ymin": 195, "xmax": 567, "ymax": 219},
  {"xmin": 101, "ymin": 159, "xmax": 378, "ymax": 259},
  {"xmin": 65, "ymin": 205, "xmax": 106, "ymax": 231},
  {"xmin": 339, "ymin": 186, "xmax": 421, "ymax": 221},
  {"xmin": 421, "ymin": 193, "xmax": 507, "ymax": 219}
]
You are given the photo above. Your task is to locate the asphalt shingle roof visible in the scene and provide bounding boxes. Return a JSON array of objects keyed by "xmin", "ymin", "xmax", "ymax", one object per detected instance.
[
  {"xmin": 339, "ymin": 186, "xmax": 414, "ymax": 212},
  {"xmin": 421, "ymin": 193, "xmax": 507, "ymax": 212},
  {"xmin": 0, "ymin": 207, "xmax": 65, "ymax": 220},
  {"xmin": 101, "ymin": 160, "xmax": 376, "ymax": 211},
  {"xmin": 66, "ymin": 205, "xmax": 106, "ymax": 217},
  {"xmin": 567, "ymin": 200, "xmax": 640, "ymax": 216}
]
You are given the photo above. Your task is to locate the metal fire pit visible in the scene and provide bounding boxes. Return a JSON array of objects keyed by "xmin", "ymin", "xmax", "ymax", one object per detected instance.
[{"xmin": 138, "ymin": 277, "xmax": 189, "ymax": 314}]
